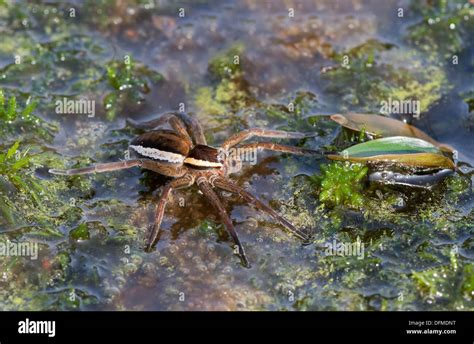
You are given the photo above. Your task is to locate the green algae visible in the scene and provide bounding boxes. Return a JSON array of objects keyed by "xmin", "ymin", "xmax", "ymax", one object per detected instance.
[
  {"xmin": 322, "ymin": 40, "xmax": 447, "ymax": 113},
  {"xmin": 194, "ymin": 44, "xmax": 250, "ymax": 120},
  {"xmin": 70, "ymin": 223, "xmax": 90, "ymax": 241},
  {"xmin": 208, "ymin": 44, "xmax": 244, "ymax": 80},
  {"xmin": 406, "ymin": 0, "xmax": 473, "ymax": 60}
]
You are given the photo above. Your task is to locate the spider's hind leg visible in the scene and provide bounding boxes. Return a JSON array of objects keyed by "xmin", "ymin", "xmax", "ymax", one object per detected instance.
[
  {"xmin": 145, "ymin": 174, "xmax": 195, "ymax": 252},
  {"xmin": 197, "ymin": 178, "xmax": 250, "ymax": 268},
  {"xmin": 128, "ymin": 112, "xmax": 206, "ymax": 146},
  {"xmin": 213, "ymin": 177, "xmax": 311, "ymax": 242}
]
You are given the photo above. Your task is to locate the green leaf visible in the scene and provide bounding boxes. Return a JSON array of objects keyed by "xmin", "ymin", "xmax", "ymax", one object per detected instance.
[
  {"xmin": 6, "ymin": 141, "xmax": 20, "ymax": 160},
  {"xmin": 9, "ymin": 174, "xmax": 28, "ymax": 191},
  {"xmin": 6, "ymin": 96, "xmax": 17, "ymax": 120},
  {"xmin": 0, "ymin": 89, "xmax": 4, "ymax": 112},
  {"xmin": 330, "ymin": 113, "xmax": 453, "ymax": 152},
  {"xmin": 12, "ymin": 156, "xmax": 31, "ymax": 170},
  {"xmin": 22, "ymin": 98, "xmax": 38, "ymax": 118},
  {"xmin": 107, "ymin": 66, "xmax": 120, "ymax": 90},
  {"xmin": 342, "ymin": 136, "xmax": 441, "ymax": 157},
  {"xmin": 328, "ymin": 136, "xmax": 456, "ymax": 169}
]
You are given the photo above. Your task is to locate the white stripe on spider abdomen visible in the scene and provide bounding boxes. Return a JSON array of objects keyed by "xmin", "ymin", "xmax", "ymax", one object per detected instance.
[
  {"xmin": 129, "ymin": 145, "xmax": 185, "ymax": 163},
  {"xmin": 183, "ymin": 157, "xmax": 223, "ymax": 168}
]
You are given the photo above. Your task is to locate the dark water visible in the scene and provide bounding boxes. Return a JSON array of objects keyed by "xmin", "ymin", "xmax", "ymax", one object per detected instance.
[{"xmin": 0, "ymin": 0, "xmax": 473, "ymax": 311}]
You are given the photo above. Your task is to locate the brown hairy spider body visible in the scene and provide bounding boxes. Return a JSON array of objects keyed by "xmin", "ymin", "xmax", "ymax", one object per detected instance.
[{"xmin": 50, "ymin": 112, "xmax": 318, "ymax": 267}]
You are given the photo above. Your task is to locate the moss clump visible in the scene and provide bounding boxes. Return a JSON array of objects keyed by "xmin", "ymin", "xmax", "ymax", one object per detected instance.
[
  {"xmin": 194, "ymin": 79, "xmax": 249, "ymax": 117},
  {"xmin": 311, "ymin": 162, "xmax": 368, "ymax": 208},
  {"xmin": 265, "ymin": 91, "xmax": 319, "ymax": 132},
  {"xmin": 198, "ymin": 219, "xmax": 222, "ymax": 238},
  {"xmin": 194, "ymin": 87, "xmax": 227, "ymax": 116},
  {"xmin": 446, "ymin": 174, "xmax": 472, "ymax": 196}
]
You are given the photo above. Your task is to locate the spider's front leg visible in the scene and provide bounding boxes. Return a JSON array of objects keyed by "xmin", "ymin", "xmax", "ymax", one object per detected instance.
[
  {"xmin": 236, "ymin": 142, "xmax": 322, "ymax": 156},
  {"xmin": 49, "ymin": 159, "xmax": 186, "ymax": 177},
  {"xmin": 145, "ymin": 174, "xmax": 195, "ymax": 252},
  {"xmin": 197, "ymin": 177, "xmax": 250, "ymax": 268},
  {"xmin": 222, "ymin": 128, "xmax": 314, "ymax": 150},
  {"xmin": 49, "ymin": 159, "xmax": 144, "ymax": 175}
]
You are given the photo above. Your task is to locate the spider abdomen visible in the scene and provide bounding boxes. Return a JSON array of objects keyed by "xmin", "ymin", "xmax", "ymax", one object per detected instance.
[
  {"xmin": 130, "ymin": 130, "xmax": 190, "ymax": 163},
  {"xmin": 129, "ymin": 130, "xmax": 222, "ymax": 169},
  {"xmin": 184, "ymin": 145, "xmax": 223, "ymax": 169}
]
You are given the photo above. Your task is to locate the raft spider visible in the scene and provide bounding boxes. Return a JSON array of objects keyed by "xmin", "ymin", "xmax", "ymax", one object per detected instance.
[{"xmin": 49, "ymin": 112, "xmax": 319, "ymax": 267}]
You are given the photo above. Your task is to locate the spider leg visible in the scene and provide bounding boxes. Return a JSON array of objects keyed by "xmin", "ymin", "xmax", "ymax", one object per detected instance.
[
  {"xmin": 222, "ymin": 128, "xmax": 314, "ymax": 150},
  {"xmin": 197, "ymin": 178, "xmax": 250, "ymax": 268},
  {"xmin": 174, "ymin": 112, "xmax": 207, "ymax": 146},
  {"xmin": 140, "ymin": 159, "xmax": 186, "ymax": 177},
  {"xmin": 162, "ymin": 116, "xmax": 193, "ymax": 146},
  {"xmin": 236, "ymin": 142, "xmax": 322, "ymax": 156},
  {"xmin": 145, "ymin": 174, "xmax": 195, "ymax": 252},
  {"xmin": 49, "ymin": 159, "xmax": 186, "ymax": 177},
  {"xmin": 212, "ymin": 177, "xmax": 310, "ymax": 242},
  {"xmin": 48, "ymin": 159, "xmax": 143, "ymax": 175},
  {"xmin": 128, "ymin": 112, "xmax": 206, "ymax": 145}
]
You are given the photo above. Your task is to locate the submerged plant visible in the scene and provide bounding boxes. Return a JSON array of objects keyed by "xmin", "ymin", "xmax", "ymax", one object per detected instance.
[
  {"xmin": 265, "ymin": 91, "xmax": 319, "ymax": 132},
  {"xmin": 322, "ymin": 40, "xmax": 447, "ymax": 113},
  {"xmin": 0, "ymin": 90, "xmax": 55, "ymax": 141},
  {"xmin": 407, "ymin": 0, "xmax": 473, "ymax": 60},
  {"xmin": 195, "ymin": 44, "xmax": 250, "ymax": 118},
  {"xmin": 412, "ymin": 247, "xmax": 474, "ymax": 304},
  {"xmin": 311, "ymin": 162, "xmax": 368, "ymax": 208},
  {"xmin": 104, "ymin": 56, "xmax": 163, "ymax": 120},
  {"xmin": 208, "ymin": 44, "xmax": 244, "ymax": 80},
  {"xmin": 0, "ymin": 141, "xmax": 44, "ymax": 207}
]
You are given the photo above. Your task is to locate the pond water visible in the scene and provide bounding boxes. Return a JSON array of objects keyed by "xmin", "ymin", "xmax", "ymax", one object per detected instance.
[{"xmin": 0, "ymin": 0, "xmax": 473, "ymax": 311}]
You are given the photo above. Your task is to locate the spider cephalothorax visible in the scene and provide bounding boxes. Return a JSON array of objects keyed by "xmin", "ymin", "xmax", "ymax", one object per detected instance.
[{"xmin": 49, "ymin": 112, "xmax": 319, "ymax": 267}]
